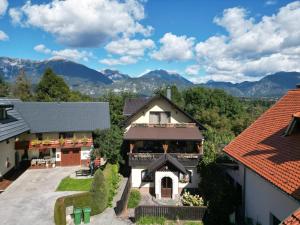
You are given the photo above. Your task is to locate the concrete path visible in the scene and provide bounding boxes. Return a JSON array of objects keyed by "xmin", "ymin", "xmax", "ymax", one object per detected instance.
[
  {"xmin": 0, "ymin": 167, "xmax": 80, "ymax": 225},
  {"xmin": 89, "ymin": 176, "xmax": 132, "ymax": 225}
]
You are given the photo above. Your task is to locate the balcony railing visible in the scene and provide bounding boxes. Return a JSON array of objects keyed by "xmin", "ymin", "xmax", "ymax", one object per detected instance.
[
  {"xmin": 15, "ymin": 138, "xmax": 93, "ymax": 150},
  {"xmin": 128, "ymin": 153, "xmax": 201, "ymax": 167},
  {"xmin": 131, "ymin": 123, "xmax": 197, "ymax": 128}
]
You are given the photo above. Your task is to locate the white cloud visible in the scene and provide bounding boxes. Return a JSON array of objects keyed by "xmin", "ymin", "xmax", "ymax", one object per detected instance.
[
  {"xmin": 34, "ymin": 44, "xmax": 93, "ymax": 62},
  {"xmin": 100, "ymin": 55, "xmax": 137, "ymax": 66},
  {"xmin": 185, "ymin": 65, "xmax": 200, "ymax": 76},
  {"xmin": 10, "ymin": 0, "xmax": 153, "ymax": 47},
  {"xmin": 105, "ymin": 38, "xmax": 155, "ymax": 57},
  {"xmin": 9, "ymin": 8, "xmax": 23, "ymax": 24},
  {"xmin": 151, "ymin": 33, "xmax": 195, "ymax": 61},
  {"xmin": 0, "ymin": 0, "xmax": 8, "ymax": 16},
  {"xmin": 0, "ymin": 30, "xmax": 8, "ymax": 41},
  {"xmin": 265, "ymin": 0, "xmax": 277, "ymax": 5},
  {"xmin": 194, "ymin": 1, "xmax": 300, "ymax": 83}
]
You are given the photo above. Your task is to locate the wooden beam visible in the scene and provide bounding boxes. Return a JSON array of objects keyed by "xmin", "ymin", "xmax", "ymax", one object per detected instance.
[
  {"xmin": 129, "ymin": 142, "xmax": 135, "ymax": 153},
  {"xmin": 162, "ymin": 143, "xmax": 168, "ymax": 154}
]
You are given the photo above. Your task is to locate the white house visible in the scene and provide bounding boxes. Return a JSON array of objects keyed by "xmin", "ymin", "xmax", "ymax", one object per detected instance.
[
  {"xmin": 224, "ymin": 87, "xmax": 300, "ymax": 225},
  {"xmin": 122, "ymin": 93, "xmax": 206, "ymax": 199}
]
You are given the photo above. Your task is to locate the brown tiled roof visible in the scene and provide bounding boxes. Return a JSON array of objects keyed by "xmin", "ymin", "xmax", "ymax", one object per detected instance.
[
  {"xmin": 281, "ymin": 208, "xmax": 300, "ymax": 225},
  {"xmin": 124, "ymin": 127, "xmax": 204, "ymax": 141},
  {"xmin": 224, "ymin": 89, "xmax": 300, "ymax": 200},
  {"xmin": 123, "ymin": 98, "xmax": 151, "ymax": 116}
]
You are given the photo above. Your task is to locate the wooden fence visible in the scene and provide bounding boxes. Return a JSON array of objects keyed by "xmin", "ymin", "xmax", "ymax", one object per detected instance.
[
  {"xmin": 114, "ymin": 174, "xmax": 132, "ymax": 215},
  {"xmin": 135, "ymin": 205, "xmax": 207, "ymax": 221}
]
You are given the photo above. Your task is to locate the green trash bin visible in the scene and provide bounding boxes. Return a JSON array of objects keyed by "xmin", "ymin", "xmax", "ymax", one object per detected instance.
[
  {"xmin": 74, "ymin": 208, "xmax": 82, "ymax": 225},
  {"xmin": 83, "ymin": 207, "xmax": 91, "ymax": 224}
]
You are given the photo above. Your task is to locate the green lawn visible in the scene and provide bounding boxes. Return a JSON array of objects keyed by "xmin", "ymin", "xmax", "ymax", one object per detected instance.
[{"xmin": 56, "ymin": 177, "xmax": 93, "ymax": 191}]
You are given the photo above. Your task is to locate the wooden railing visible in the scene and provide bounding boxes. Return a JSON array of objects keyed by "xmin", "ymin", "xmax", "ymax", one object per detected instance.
[
  {"xmin": 115, "ymin": 173, "xmax": 132, "ymax": 216},
  {"xmin": 135, "ymin": 205, "xmax": 207, "ymax": 221},
  {"xmin": 132, "ymin": 123, "xmax": 196, "ymax": 128},
  {"xmin": 128, "ymin": 153, "xmax": 201, "ymax": 167}
]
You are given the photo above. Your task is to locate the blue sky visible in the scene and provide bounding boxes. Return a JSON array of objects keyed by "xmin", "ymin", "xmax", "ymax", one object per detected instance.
[{"xmin": 0, "ymin": 0, "xmax": 299, "ymax": 83}]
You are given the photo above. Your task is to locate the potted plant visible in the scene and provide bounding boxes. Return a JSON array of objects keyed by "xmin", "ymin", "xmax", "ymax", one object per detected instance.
[
  {"xmin": 82, "ymin": 136, "xmax": 89, "ymax": 145},
  {"xmin": 59, "ymin": 137, "xmax": 65, "ymax": 146},
  {"xmin": 72, "ymin": 135, "xmax": 78, "ymax": 145},
  {"xmin": 42, "ymin": 138, "xmax": 51, "ymax": 145}
]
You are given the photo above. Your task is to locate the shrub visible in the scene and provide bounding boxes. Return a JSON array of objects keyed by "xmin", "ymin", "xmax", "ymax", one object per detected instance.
[
  {"xmin": 102, "ymin": 163, "xmax": 120, "ymax": 206},
  {"xmin": 127, "ymin": 189, "xmax": 141, "ymax": 208},
  {"xmin": 137, "ymin": 216, "xmax": 166, "ymax": 225},
  {"xmin": 181, "ymin": 191, "xmax": 204, "ymax": 206},
  {"xmin": 54, "ymin": 169, "xmax": 108, "ymax": 225}
]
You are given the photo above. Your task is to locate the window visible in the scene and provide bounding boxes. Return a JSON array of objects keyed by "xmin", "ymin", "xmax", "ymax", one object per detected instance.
[
  {"xmin": 285, "ymin": 117, "xmax": 300, "ymax": 136},
  {"xmin": 36, "ymin": 133, "xmax": 43, "ymax": 140},
  {"xmin": 149, "ymin": 112, "xmax": 171, "ymax": 124},
  {"xmin": 179, "ymin": 171, "xmax": 192, "ymax": 183},
  {"xmin": 270, "ymin": 213, "xmax": 280, "ymax": 225},
  {"xmin": 141, "ymin": 170, "xmax": 153, "ymax": 182},
  {"xmin": 0, "ymin": 108, "xmax": 6, "ymax": 120},
  {"xmin": 59, "ymin": 132, "xmax": 74, "ymax": 139}
]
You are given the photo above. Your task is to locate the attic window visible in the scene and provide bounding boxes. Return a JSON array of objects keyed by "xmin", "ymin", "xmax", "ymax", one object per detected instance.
[
  {"xmin": 0, "ymin": 108, "xmax": 7, "ymax": 120},
  {"xmin": 285, "ymin": 114, "xmax": 300, "ymax": 136}
]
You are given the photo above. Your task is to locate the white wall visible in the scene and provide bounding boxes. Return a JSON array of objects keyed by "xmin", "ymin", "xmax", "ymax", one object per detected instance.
[
  {"xmin": 131, "ymin": 168, "xmax": 153, "ymax": 188},
  {"xmin": 244, "ymin": 168, "xmax": 299, "ymax": 225},
  {"xmin": 0, "ymin": 139, "xmax": 16, "ymax": 177},
  {"xmin": 125, "ymin": 98, "xmax": 192, "ymax": 130},
  {"xmin": 155, "ymin": 171, "xmax": 179, "ymax": 199}
]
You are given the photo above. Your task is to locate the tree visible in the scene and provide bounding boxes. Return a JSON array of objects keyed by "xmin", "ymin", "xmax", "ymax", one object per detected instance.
[
  {"xmin": 99, "ymin": 91, "xmax": 136, "ymax": 126},
  {"xmin": 13, "ymin": 69, "xmax": 33, "ymax": 101},
  {"xmin": 93, "ymin": 125, "xmax": 124, "ymax": 164},
  {"xmin": 0, "ymin": 72, "xmax": 9, "ymax": 97},
  {"xmin": 35, "ymin": 68, "xmax": 70, "ymax": 102}
]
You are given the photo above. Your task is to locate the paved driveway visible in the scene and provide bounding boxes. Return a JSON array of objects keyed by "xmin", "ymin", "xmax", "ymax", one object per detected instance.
[{"xmin": 0, "ymin": 167, "xmax": 79, "ymax": 225}]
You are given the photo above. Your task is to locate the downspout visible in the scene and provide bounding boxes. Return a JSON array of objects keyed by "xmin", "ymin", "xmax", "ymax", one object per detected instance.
[{"xmin": 242, "ymin": 166, "xmax": 246, "ymax": 222}]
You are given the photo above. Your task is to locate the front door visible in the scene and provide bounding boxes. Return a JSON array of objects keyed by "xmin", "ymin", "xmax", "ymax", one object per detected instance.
[
  {"xmin": 161, "ymin": 177, "xmax": 172, "ymax": 198},
  {"xmin": 61, "ymin": 148, "xmax": 81, "ymax": 166}
]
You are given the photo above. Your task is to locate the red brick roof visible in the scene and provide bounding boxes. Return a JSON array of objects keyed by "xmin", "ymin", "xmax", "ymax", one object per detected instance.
[
  {"xmin": 281, "ymin": 208, "xmax": 300, "ymax": 225},
  {"xmin": 224, "ymin": 89, "xmax": 300, "ymax": 200}
]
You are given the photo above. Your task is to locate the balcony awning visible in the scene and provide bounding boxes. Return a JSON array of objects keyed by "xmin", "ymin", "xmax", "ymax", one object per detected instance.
[{"xmin": 124, "ymin": 127, "xmax": 203, "ymax": 141}]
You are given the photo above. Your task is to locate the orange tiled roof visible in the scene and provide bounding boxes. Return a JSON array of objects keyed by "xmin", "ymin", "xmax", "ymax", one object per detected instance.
[
  {"xmin": 224, "ymin": 89, "xmax": 300, "ymax": 200},
  {"xmin": 281, "ymin": 208, "xmax": 300, "ymax": 225}
]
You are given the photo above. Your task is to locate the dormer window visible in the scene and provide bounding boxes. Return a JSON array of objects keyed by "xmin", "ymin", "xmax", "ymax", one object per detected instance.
[
  {"xmin": 285, "ymin": 113, "xmax": 300, "ymax": 136},
  {"xmin": 149, "ymin": 112, "xmax": 171, "ymax": 124},
  {"xmin": 0, "ymin": 108, "xmax": 6, "ymax": 120}
]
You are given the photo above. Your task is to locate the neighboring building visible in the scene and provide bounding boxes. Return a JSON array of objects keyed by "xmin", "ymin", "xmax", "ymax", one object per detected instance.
[
  {"xmin": 224, "ymin": 87, "xmax": 300, "ymax": 225},
  {"xmin": 281, "ymin": 208, "xmax": 300, "ymax": 225},
  {"xmin": 123, "ymin": 93, "xmax": 205, "ymax": 199},
  {"xmin": 0, "ymin": 100, "xmax": 110, "ymax": 178},
  {"xmin": 0, "ymin": 100, "xmax": 30, "ymax": 178}
]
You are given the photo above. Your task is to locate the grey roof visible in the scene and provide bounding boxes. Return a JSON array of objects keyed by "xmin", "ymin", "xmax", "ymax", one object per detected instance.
[
  {"xmin": 0, "ymin": 99, "xmax": 30, "ymax": 142},
  {"xmin": 147, "ymin": 154, "xmax": 187, "ymax": 174},
  {"xmin": 13, "ymin": 102, "xmax": 110, "ymax": 133},
  {"xmin": 123, "ymin": 98, "xmax": 151, "ymax": 116}
]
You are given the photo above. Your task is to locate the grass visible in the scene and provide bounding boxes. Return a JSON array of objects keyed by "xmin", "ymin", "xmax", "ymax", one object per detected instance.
[
  {"xmin": 136, "ymin": 217, "xmax": 203, "ymax": 225},
  {"xmin": 137, "ymin": 216, "xmax": 166, "ymax": 225},
  {"xmin": 127, "ymin": 189, "xmax": 141, "ymax": 208},
  {"xmin": 56, "ymin": 177, "xmax": 93, "ymax": 191}
]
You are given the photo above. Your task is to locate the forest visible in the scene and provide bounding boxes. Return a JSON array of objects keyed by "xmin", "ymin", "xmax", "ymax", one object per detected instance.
[{"xmin": 1, "ymin": 68, "xmax": 274, "ymax": 224}]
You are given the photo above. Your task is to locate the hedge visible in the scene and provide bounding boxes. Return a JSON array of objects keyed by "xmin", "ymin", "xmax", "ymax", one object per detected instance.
[{"xmin": 54, "ymin": 165, "xmax": 115, "ymax": 225}]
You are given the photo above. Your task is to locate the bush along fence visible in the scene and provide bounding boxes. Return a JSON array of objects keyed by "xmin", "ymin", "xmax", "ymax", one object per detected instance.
[
  {"xmin": 54, "ymin": 163, "xmax": 119, "ymax": 225},
  {"xmin": 135, "ymin": 205, "xmax": 207, "ymax": 221},
  {"xmin": 115, "ymin": 173, "xmax": 132, "ymax": 215}
]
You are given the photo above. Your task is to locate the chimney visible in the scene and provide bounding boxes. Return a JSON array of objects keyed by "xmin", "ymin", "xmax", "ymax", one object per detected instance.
[
  {"xmin": 296, "ymin": 84, "xmax": 300, "ymax": 89},
  {"xmin": 166, "ymin": 87, "xmax": 172, "ymax": 100}
]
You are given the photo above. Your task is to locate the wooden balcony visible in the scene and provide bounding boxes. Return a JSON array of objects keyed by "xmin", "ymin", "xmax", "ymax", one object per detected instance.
[
  {"xmin": 15, "ymin": 138, "xmax": 93, "ymax": 150},
  {"xmin": 128, "ymin": 152, "xmax": 201, "ymax": 167}
]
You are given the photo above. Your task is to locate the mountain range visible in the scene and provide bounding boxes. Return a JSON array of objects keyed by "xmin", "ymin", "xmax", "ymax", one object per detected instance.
[{"xmin": 0, "ymin": 56, "xmax": 299, "ymax": 97}]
